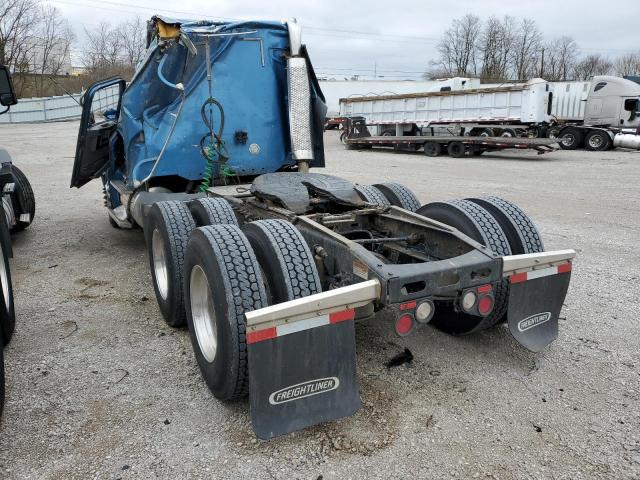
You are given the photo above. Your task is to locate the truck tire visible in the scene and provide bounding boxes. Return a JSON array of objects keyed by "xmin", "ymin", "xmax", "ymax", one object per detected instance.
[
  {"xmin": 584, "ymin": 130, "xmax": 611, "ymax": 151},
  {"xmin": 0, "ymin": 328, "xmax": 4, "ymax": 417},
  {"xmin": 354, "ymin": 184, "xmax": 391, "ymax": 206},
  {"xmin": 501, "ymin": 129, "xmax": 517, "ymax": 138},
  {"xmin": 373, "ymin": 183, "xmax": 421, "ymax": 211},
  {"xmin": 466, "ymin": 197, "xmax": 544, "ymax": 255},
  {"xmin": 145, "ymin": 201, "xmax": 196, "ymax": 327},
  {"xmin": 184, "ymin": 225, "xmax": 267, "ymax": 400},
  {"xmin": 416, "ymin": 199, "xmax": 512, "ymax": 334},
  {"xmin": 559, "ymin": 127, "xmax": 584, "ymax": 150},
  {"xmin": 9, "ymin": 165, "xmax": 35, "ymax": 231},
  {"xmin": 188, "ymin": 198, "xmax": 238, "ymax": 227},
  {"xmin": 423, "ymin": 142, "xmax": 442, "ymax": 157},
  {"xmin": 447, "ymin": 141, "xmax": 466, "ymax": 158},
  {"xmin": 0, "ymin": 216, "xmax": 15, "ymax": 345},
  {"xmin": 548, "ymin": 126, "xmax": 561, "ymax": 139},
  {"xmin": 243, "ymin": 220, "xmax": 321, "ymax": 304}
]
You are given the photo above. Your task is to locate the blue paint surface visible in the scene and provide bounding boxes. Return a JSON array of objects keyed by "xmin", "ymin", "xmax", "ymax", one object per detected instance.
[{"xmin": 113, "ymin": 20, "xmax": 324, "ymax": 191}]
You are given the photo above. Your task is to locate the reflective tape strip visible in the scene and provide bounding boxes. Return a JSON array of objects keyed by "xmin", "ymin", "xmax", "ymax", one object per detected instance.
[
  {"xmin": 510, "ymin": 262, "xmax": 572, "ymax": 284},
  {"xmin": 247, "ymin": 309, "xmax": 355, "ymax": 344}
]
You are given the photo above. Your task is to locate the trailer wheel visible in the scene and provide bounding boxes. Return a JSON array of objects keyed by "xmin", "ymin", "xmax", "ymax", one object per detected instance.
[
  {"xmin": 354, "ymin": 184, "xmax": 391, "ymax": 206},
  {"xmin": 423, "ymin": 142, "xmax": 442, "ymax": 157},
  {"xmin": 373, "ymin": 183, "xmax": 421, "ymax": 211},
  {"xmin": 0, "ymin": 214, "xmax": 15, "ymax": 345},
  {"xmin": 548, "ymin": 126, "xmax": 561, "ymax": 139},
  {"xmin": 9, "ymin": 165, "xmax": 35, "ymax": 231},
  {"xmin": 447, "ymin": 141, "xmax": 466, "ymax": 158},
  {"xmin": 145, "ymin": 201, "xmax": 196, "ymax": 327},
  {"xmin": 243, "ymin": 220, "xmax": 321, "ymax": 304},
  {"xmin": 466, "ymin": 197, "xmax": 544, "ymax": 255},
  {"xmin": 416, "ymin": 199, "xmax": 512, "ymax": 334},
  {"xmin": 559, "ymin": 127, "xmax": 584, "ymax": 150},
  {"xmin": 184, "ymin": 225, "xmax": 267, "ymax": 400},
  {"xmin": 501, "ymin": 129, "xmax": 517, "ymax": 138},
  {"xmin": 188, "ymin": 198, "xmax": 238, "ymax": 227},
  {"xmin": 584, "ymin": 130, "xmax": 611, "ymax": 151}
]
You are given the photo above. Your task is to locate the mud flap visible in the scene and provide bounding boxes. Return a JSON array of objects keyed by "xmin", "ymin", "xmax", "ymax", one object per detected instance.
[
  {"xmin": 507, "ymin": 264, "xmax": 572, "ymax": 352},
  {"xmin": 247, "ymin": 310, "xmax": 361, "ymax": 439}
]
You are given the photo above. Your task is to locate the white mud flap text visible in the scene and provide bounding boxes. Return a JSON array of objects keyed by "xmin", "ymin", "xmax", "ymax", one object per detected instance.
[
  {"xmin": 507, "ymin": 262, "xmax": 572, "ymax": 352},
  {"xmin": 247, "ymin": 309, "xmax": 361, "ymax": 439}
]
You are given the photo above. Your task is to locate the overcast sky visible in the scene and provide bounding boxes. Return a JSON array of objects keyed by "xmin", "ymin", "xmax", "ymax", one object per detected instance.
[{"xmin": 52, "ymin": 0, "xmax": 640, "ymax": 78}]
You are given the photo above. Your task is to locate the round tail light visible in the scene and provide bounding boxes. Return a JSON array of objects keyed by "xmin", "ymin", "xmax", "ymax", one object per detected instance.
[
  {"xmin": 478, "ymin": 295, "xmax": 494, "ymax": 316},
  {"xmin": 415, "ymin": 300, "xmax": 435, "ymax": 323},
  {"xmin": 395, "ymin": 314, "xmax": 415, "ymax": 336}
]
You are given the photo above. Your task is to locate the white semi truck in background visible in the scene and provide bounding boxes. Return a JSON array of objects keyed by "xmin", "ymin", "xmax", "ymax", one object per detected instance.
[
  {"xmin": 338, "ymin": 75, "xmax": 640, "ymax": 151},
  {"xmin": 550, "ymin": 75, "xmax": 640, "ymax": 150}
]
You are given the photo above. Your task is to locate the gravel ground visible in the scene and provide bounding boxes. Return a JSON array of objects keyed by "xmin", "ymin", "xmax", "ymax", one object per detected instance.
[{"xmin": 0, "ymin": 122, "xmax": 639, "ymax": 479}]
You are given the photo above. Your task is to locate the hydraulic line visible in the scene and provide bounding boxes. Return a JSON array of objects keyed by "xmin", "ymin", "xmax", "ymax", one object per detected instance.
[
  {"xmin": 198, "ymin": 97, "xmax": 229, "ymax": 191},
  {"xmin": 198, "ymin": 40, "xmax": 234, "ymax": 191}
]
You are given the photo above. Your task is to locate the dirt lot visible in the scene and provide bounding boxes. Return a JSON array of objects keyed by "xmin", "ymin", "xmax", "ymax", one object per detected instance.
[{"xmin": 0, "ymin": 122, "xmax": 639, "ymax": 479}]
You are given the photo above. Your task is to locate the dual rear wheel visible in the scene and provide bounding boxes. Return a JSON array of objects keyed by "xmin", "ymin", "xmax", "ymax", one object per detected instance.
[{"xmin": 146, "ymin": 197, "xmax": 322, "ymax": 401}]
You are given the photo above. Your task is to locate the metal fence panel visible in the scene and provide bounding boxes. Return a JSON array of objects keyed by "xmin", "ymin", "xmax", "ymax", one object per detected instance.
[{"xmin": 0, "ymin": 93, "xmax": 83, "ymax": 123}]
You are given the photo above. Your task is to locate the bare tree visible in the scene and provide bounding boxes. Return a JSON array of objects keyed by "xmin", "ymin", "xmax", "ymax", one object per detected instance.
[
  {"xmin": 432, "ymin": 14, "xmax": 481, "ymax": 77},
  {"xmin": 117, "ymin": 17, "xmax": 146, "ymax": 69},
  {"xmin": 0, "ymin": 0, "xmax": 40, "ymax": 95},
  {"xmin": 511, "ymin": 18, "xmax": 542, "ymax": 80},
  {"xmin": 82, "ymin": 22, "xmax": 124, "ymax": 74},
  {"xmin": 614, "ymin": 52, "xmax": 640, "ymax": 77},
  {"xmin": 542, "ymin": 36, "xmax": 578, "ymax": 81},
  {"xmin": 478, "ymin": 16, "xmax": 516, "ymax": 81},
  {"xmin": 33, "ymin": 4, "xmax": 74, "ymax": 95},
  {"xmin": 573, "ymin": 54, "xmax": 613, "ymax": 80}
]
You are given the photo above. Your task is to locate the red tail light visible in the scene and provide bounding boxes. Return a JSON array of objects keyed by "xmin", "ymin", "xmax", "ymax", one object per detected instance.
[
  {"xmin": 395, "ymin": 314, "xmax": 415, "ymax": 336},
  {"xmin": 478, "ymin": 295, "xmax": 494, "ymax": 316}
]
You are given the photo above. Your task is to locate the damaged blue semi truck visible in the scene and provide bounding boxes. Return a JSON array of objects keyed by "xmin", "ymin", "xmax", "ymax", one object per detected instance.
[{"xmin": 71, "ymin": 17, "xmax": 575, "ymax": 439}]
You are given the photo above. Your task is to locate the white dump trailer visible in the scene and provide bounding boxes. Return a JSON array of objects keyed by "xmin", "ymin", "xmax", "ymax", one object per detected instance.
[
  {"xmin": 338, "ymin": 79, "xmax": 553, "ymax": 137},
  {"xmin": 320, "ymin": 77, "xmax": 481, "ymax": 118},
  {"xmin": 549, "ymin": 76, "xmax": 640, "ymax": 151}
]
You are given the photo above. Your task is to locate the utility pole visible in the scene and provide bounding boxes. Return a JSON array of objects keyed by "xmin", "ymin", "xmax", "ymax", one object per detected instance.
[
  {"xmin": 540, "ymin": 48, "xmax": 545, "ymax": 78},
  {"xmin": 374, "ymin": 61, "xmax": 377, "ymax": 79}
]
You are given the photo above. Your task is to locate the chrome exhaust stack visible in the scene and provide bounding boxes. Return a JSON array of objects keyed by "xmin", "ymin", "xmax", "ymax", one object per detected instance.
[{"xmin": 286, "ymin": 20, "xmax": 313, "ymax": 173}]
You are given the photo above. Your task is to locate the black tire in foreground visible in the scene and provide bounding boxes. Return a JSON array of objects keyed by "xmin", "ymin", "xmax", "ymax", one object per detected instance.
[
  {"xmin": 423, "ymin": 142, "xmax": 442, "ymax": 157},
  {"xmin": 354, "ymin": 184, "xmax": 391, "ymax": 207},
  {"xmin": 373, "ymin": 182, "xmax": 421, "ymax": 211},
  {"xmin": 10, "ymin": 165, "xmax": 35, "ymax": 231},
  {"xmin": 466, "ymin": 197, "xmax": 544, "ymax": 255},
  {"xmin": 0, "ymin": 328, "xmax": 4, "ymax": 417},
  {"xmin": 184, "ymin": 225, "xmax": 268, "ymax": 400},
  {"xmin": 447, "ymin": 141, "xmax": 466, "ymax": 158},
  {"xmin": 243, "ymin": 219, "xmax": 321, "ymax": 305},
  {"xmin": 0, "ymin": 215, "xmax": 14, "ymax": 345},
  {"xmin": 188, "ymin": 197, "xmax": 238, "ymax": 227},
  {"xmin": 145, "ymin": 201, "xmax": 196, "ymax": 327},
  {"xmin": 559, "ymin": 127, "xmax": 584, "ymax": 150},
  {"xmin": 416, "ymin": 199, "xmax": 512, "ymax": 334},
  {"xmin": 584, "ymin": 130, "xmax": 611, "ymax": 151}
]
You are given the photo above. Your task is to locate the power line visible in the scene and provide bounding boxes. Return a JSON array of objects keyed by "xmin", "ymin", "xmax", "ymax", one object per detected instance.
[{"xmin": 50, "ymin": 0, "xmax": 439, "ymax": 44}]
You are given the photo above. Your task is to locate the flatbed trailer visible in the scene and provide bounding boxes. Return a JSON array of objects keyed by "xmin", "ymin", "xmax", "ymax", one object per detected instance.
[
  {"xmin": 346, "ymin": 134, "xmax": 559, "ymax": 156},
  {"xmin": 343, "ymin": 117, "xmax": 558, "ymax": 157}
]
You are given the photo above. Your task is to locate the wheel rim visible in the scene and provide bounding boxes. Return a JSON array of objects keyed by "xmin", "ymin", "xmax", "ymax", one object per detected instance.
[
  {"xmin": 562, "ymin": 134, "xmax": 575, "ymax": 146},
  {"xmin": 0, "ymin": 249, "xmax": 10, "ymax": 312},
  {"xmin": 190, "ymin": 264, "xmax": 217, "ymax": 363},
  {"xmin": 152, "ymin": 229, "xmax": 169, "ymax": 300},
  {"xmin": 589, "ymin": 135, "xmax": 603, "ymax": 148},
  {"xmin": 501, "ymin": 131, "xmax": 514, "ymax": 137}
]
